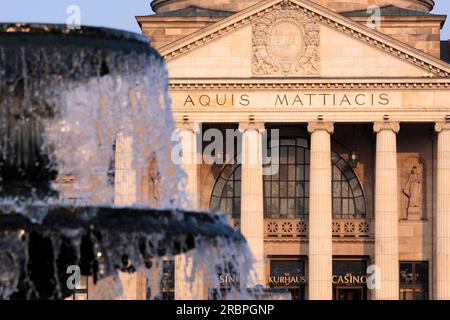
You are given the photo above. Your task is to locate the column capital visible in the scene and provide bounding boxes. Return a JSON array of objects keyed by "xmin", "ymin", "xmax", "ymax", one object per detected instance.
[
  {"xmin": 175, "ymin": 121, "xmax": 201, "ymax": 133},
  {"xmin": 435, "ymin": 122, "xmax": 450, "ymax": 133},
  {"xmin": 373, "ymin": 121, "xmax": 400, "ymax": 134},
  {"xmin": 238, "ymin": 122, "xmax": 265, "ymax": 133},
  {"xmin": 307, "ymin": 121, "xmax": 334, "ymax": 134}
]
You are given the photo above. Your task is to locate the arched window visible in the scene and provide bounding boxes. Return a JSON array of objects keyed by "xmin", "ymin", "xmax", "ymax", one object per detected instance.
[
  {"xmin": 262, "ymin": 138, "xmax": 310, "ymax": 219},
  {"xmin": 210, "ymin": 138, "xmax": 366, "ymax": 219},
  {"xmin": 331, "ymin": 152, "xmax": 366, "ymax": 219},
  {"xmin": 210, "ymin": 164, "xmax": 241, "ymax": 219}
]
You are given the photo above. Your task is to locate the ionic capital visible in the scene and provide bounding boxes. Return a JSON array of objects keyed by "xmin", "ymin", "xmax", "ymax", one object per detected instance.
[
  {"xmin": 307, "ymin": 121, "xmax": 334, "ymax": 134},
  {"xmin": 238, "ymin": 122, "xmax": 265, "ymax": 133},
  {"xmin": 175, "ymin": 121, "xmax": 201, "ymax": 134},
  {"xmin": 435, "ymin": 122, "xmax": 450, "ymax": 133},
  {"xmin": 373, "ymin": 121, "xmax": 400, "ymax": 134}
]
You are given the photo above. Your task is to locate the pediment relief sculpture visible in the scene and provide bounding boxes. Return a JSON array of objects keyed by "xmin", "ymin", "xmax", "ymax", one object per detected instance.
[{"xmin": 252, "ymin": 3, "xmax": 320, "ymax": 77}]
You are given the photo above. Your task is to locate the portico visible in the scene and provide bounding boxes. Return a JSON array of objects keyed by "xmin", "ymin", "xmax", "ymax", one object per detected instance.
[{"xmin": 137, "ymin": 0, "xmax": 450, "ymax": 300}]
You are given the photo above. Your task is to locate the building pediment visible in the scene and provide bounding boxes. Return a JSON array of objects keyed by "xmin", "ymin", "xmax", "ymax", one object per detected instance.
[{"xmin": 160, "ymin": 0, "xmax": 450, "ymax": 79}]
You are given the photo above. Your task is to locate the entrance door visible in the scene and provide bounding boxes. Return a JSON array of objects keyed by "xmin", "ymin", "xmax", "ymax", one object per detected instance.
[{"xmin": 336, "ymin": 287, "xmax": 363, "ymax": 300}]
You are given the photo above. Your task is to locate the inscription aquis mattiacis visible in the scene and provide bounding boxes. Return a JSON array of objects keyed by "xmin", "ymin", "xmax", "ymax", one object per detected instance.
[{"xmin": 173, "ymin": 92, "xmax": 400, "ymax": 109}]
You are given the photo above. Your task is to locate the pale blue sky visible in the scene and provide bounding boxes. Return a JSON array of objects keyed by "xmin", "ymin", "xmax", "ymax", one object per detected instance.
[{"xmin": 0, "ymin": 0, "xmax": 449, "ymax": 39}]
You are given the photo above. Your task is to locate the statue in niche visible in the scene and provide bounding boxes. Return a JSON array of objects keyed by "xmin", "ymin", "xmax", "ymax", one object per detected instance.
[
  {"xmin": 402, "ymin": 166, "xmax": 423, "ymax": 220},
  {"xmin": 148, "ymin": 155, "xmax": 161, "ymax": 203}
]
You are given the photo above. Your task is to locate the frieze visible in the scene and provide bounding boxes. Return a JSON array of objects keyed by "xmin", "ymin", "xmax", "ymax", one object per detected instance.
[{"xmin": 172, "ymin": 91, "xmax": 400, "ymax": 109}]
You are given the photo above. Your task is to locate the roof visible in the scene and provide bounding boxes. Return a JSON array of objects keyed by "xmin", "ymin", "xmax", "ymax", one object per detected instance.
[
  {"xmin": 341, "ymin": 5, "xmax": 439, "ymax": 17},
  {"xmin": 441, "ymin": 40, "xmax": 450, "ymax": 64},
  {"xmin": 151, "ymin": 6, "xmax": 235, "ymax": 18}
]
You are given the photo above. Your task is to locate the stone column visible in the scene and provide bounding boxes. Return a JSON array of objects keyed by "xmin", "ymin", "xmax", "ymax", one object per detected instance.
[
  {"xmin": 177, "ymin": 122, "xmax": 200, "ymax": 207},
  {"xmin": 373, "ymin": 121, "xmax": 400, "ymax": 300},
  {"xmin": 307, "ymin": 121, "xmax": 334, "ymax": 300},
  {"xmin": 239, "ymin": 122, "xmax": 265, "ymax": 285},
  {"xmin": 435, "ymin": 122, "xmax": 450, "ymax": 299},
  {"xmin": 114, "ymin": 132, "xmax": 136, "ymax": 206},
  {"xmin": 174, "ymin": 122, "xmax": 206, "ymax": 300},
  {"xmin": 113, "ymin": 132, "xmax": 146, "ymax": 300}
]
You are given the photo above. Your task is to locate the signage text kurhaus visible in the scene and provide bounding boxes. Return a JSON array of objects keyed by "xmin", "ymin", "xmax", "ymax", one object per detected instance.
[
  {"xmin": 180, "ymin": 92, "xmax": 391, "ymax": 108},
  {"xmin": 219, "ymin": 274, "xmax": 368, "ymax": 286}
]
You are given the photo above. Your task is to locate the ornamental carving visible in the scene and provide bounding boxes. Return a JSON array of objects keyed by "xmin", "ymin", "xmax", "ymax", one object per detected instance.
[
  {"xmin": 307, "ymin": 121, "xmax": 334, "ymax": 134},
  {"xmin": 403, "ymin": 166, "xmax": 422, "ymax": 210},
  {"xmin": 400, "ymin": 158, "xmax": 424, "ymax": 221},
  {"xmin": 373, "ymin": 121, "xmax": 400, "ymax": 134},
  {"xmin": 252, "ymin": 4, "xmax": 320, "ymax": 77},
  {"xmin": 435, "ymin": 121, "xmax": 450, "ymax": 133}
]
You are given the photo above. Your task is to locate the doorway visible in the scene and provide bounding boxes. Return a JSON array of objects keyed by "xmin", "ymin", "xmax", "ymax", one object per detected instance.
[{"xmin": 335, "ymin": 287, "xmax": 364, "ymax": 300}]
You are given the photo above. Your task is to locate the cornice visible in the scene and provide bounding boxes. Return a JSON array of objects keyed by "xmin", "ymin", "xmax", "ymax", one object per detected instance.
[
  {"xmin": 136, "ymin": 16, "xmax": 224, "ymax": 24},
  {"xmin": 159, "ymin": 0, "xmax": 450, "ymax": 78},
  {"xmin": 168, "ymin": 79, "xmax": 450, "ymax": 91},
  {"xmin": 348, "ymin": 15, "xmax": 446, "ymax": 23}
]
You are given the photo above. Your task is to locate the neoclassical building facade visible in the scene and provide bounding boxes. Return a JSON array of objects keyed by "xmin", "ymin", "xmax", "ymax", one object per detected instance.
[{"xmin": 135, "ymin": 0, "xmax": 450, "ymax": 300}]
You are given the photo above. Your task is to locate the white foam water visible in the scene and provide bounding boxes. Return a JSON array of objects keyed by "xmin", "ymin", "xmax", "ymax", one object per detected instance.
[{"xmin": 0, "ymin": 28, "xmax": 259, "ymax": 300}]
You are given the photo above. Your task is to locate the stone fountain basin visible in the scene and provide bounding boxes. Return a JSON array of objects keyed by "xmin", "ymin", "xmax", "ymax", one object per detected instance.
[{"xmin": 0, "ymin": 206, "xmax": 243, "ymax": 299}]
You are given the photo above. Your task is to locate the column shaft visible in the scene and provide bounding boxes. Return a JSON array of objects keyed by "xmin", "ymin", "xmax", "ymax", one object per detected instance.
[
  {"xmin": 239, "ymin": 122, "xmax": 265, "ymax": 285},
  {"xmin": 308, "ymin": 121, "xmax": 334, "ymax": 300},
  {"xmin": 178, "ymin": 125, "xmax": 199, "ymax": 206},
  {"xmin": 435, "ymin": 122, "xmax": 450, "ymax": 299},
  {"xmin": 174, "ymin": 122, "xmax": 206, "ymax": 300},
  {"xmin": 113, "ymin": 132, "xmax": 144, "ymax": 300},
  {"xmin": 114, "ymin": 132, "xmax": 136, "ymax": 206},
  {"xmin": 373, "ymin": 122, "xmax": 400, "ymax": 300}
]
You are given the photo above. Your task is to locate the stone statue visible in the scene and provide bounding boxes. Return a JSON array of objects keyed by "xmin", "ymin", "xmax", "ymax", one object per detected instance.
[
  {"xmin": 148, "ymin": 156, "xmax": 161, "ymax": 202},
  {"xmin": 402, "ymin": 166, "xmax": 422, "ymax": 220}
]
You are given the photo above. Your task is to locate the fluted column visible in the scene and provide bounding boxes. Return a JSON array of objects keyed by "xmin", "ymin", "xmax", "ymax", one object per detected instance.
[
  {"xmin": 239, "ymin": 122, "xmax": 265, "ymax": 285},
  {"xmin": 307, "ymin": 121, "xmax": 334, "ymax": 300},
  {"xmin": 174, "ymin": 121, "xmax": 206, "ymax": 300},
  {"xmin": 177, "ymin": 121, "xmax": 200, "ymax": 206},
  {"xmin": 114, "ymin": 132, "xmax": 137, "ymax": 206},
  {"xmin": 435, "ymin": 122, "xmax": 450, "ymax": 299},
  {"xmin": 113, "ymin": 132, "xmax": 145, "ymax": 300},
  {"xmin": 373, "ymin": 121, "xmax": 400, "ymax": 300}
]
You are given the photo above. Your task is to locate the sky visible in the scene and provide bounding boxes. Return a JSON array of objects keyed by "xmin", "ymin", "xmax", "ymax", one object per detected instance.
[{"xmin": 0, "ymin": 0, "xmax": 449, "ymax": 39}]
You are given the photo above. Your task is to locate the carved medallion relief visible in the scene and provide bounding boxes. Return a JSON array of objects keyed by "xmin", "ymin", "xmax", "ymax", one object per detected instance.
[{"xmin": 252, "ymin": 4, "xmax": 320, "ymax": 77}]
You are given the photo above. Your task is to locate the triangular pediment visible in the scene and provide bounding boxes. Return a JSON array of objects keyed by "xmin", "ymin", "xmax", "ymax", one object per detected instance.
[{"xmin": 161, "ymin": 0, "xmax": 450, "ymax": 79}]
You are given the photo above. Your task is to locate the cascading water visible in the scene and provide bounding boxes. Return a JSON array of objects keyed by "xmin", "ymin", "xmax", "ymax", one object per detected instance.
[{"xmin": 0, "ymin": 24, "xmax": 258, "ymax": 300}]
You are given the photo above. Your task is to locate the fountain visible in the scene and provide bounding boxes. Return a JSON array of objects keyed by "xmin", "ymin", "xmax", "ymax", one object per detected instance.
[{"xmin": 0, "ymin": 24, "xmax": 253, "ymax": 300}]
